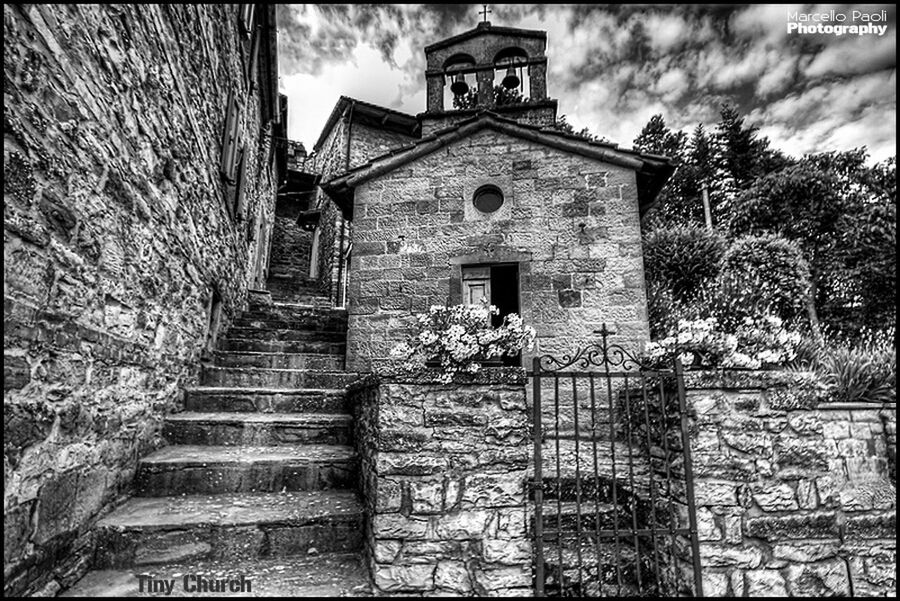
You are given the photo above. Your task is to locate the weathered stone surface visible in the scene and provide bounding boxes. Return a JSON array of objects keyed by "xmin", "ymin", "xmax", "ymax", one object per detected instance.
[
  {"xmin": 750, "ymin": 482, "xmax": 799, "ymax": 511},
  {"xmin": 744, "ymin": 569, "xmax": 788, "ymax": 596},
  {"xmin": 744, "ymin": 512, "xmax": 839, "ymax": 540},
  {"xmin": 352, "ymin": 378, "xmax": 531, "ymax": 596},
  {"xmin": 374, "ymin": 564, "xmax": 437, "ymax": 592},
  {"xmin": 784, "ymin": 560, "xmax": 851, "ymax": 596}
]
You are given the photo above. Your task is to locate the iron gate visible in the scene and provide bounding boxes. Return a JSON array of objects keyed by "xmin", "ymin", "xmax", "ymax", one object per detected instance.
[{"xmin": 530, "ymin": 325, "xmax": 703, "ymax": 597}]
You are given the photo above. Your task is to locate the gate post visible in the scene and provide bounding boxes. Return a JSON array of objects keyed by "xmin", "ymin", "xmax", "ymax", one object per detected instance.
[{"xmin": 532, "ymin": 356, "xmax": 544, "ymax": 597}]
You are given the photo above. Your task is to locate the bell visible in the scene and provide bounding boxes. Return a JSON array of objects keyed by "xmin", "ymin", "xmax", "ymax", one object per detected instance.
[
  {"xmin": 450, "ymin": 73, "xmax": 469, "ymax": 96},
  {"xmin": 501, "ymin": 66, "xmax": 520, "ymax": 89}
]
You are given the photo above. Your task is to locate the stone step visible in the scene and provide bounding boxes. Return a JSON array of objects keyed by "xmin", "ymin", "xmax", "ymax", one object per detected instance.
[
  {"xmin": 184, "ymin": 387, "xmax": 349, "ymax": 414},
  {"xmin": 240, "ymin": 305, "xmax": 347, "ymax": 321},
  {"xmin": 232, "ymin": 316, "xmax": 347, "ymax": 331},
  {"xmin": 536, "ymin": 501, "xmax": 632, "ymax": 532},
  {"xmin": 135, "ymin": 445, "xmax": 357, "ymax": 495},
  {"xmin": 543, "ymin": 540, "xmax": 651, "ymax": 597},
  {"xmin": 61, "ymin": 553, "xmax": 372, "ymax": 597},
  {"xmin": 224, "ymin": 327, "xmax": 347, "ymax": 343},
  {"xmin": 163, "ymin": 413, "xmax": 353, "ymax": 446},
  {"xmin": 212, "ymin": 351, "xmax": 345, "ymax": 371},
  {"xmin": 265, "ymin": 291, "xmax": 333, "ymax": 306},
  {"xmin": 219, "ymin": 338, "xmax": 346, "ymax": 354},
  {"xmin": 200, "ymin": 367, "xmax": 358, "ymax": 389},
  {"xmin": 90, "ymin": 491, "xmax": 364, "ymax": 569}
]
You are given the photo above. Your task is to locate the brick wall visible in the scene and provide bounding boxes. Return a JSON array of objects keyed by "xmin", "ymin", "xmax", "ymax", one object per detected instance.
[
  {"xmin": 349, "ymin": 369, "xmax": 532, "ymax": 596},
  {"xmin": 684, "ymin": 372, "xmax": 896, "ymax": 597},
  {"xmin": 3, "ymin": 5, "xmax": 277, "ymax": 595},
  {"xmin": 345, "ymin": 128, "xmax": 650, "ymax": 371}
]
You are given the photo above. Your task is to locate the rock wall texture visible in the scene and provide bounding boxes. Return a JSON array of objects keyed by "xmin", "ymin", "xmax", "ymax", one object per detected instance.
[
  {"xmin": 683, "ymin": 371, "xmax": 896, "ymax": 597},
  {"xmin": 349, "ymin": 369, "xmax": 533, "ymax": 596},
  {"xmin": 345, "ymin": 128, "xmax": 649, "ymax": 372},
  {"xmin": 3, "ymin": 5, "xmax": 277, "ymax": 596}
]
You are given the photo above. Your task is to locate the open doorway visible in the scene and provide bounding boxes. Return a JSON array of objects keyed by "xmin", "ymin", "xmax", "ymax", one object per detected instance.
[{"xmin": 461, "ymin": 263, "xmax": 520, "ymax": 366}]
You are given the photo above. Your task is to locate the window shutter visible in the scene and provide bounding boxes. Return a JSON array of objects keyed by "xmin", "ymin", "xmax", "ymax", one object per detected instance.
[
  {"xmin": 234, "ymin": 145, "xmax": 249, "ymax": 220},
  {"xmin": 220, "ymin": 92, "xmax": 242, "ymax": 182},
  {"xmin": 247, "ymin": 26, "xmax": 260, "ymax": 91},
  {"xmin": 239, "ymin": 4, "xmax": 256, "ymax": 38}
]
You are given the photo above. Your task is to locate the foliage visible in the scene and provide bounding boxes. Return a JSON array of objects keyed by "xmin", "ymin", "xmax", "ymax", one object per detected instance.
[
  {"xmin": 452, "ymin": 89, "xmax": 478, "ymax": 110},
  {"xmin": 389, "ymin": 303, "xmax": 536, "ymax": 383},
  {"xmin": 816, "ymin": 341, "xmax": 896, "ymax": 404},
  {"xmin": 719, "ymin": 234, "xmax": 812, "ymax": 325},
  {"xmin": 789, "ymin": 328, "xmax": 896, "ymax": 404},
  {"xmin": 550, "ymin": 114, "xmax": 607, "ymax": 143},
  {"xmin": 642, "ymin": 225, "xmax": 726, "ymax": 302},
  {"xmin": 727, "ymin": 150, "xmax": 896, "ymax": 338},
  {"xmin": 645, "ymin": 316, "xmax": 801, "ymax": 370},
  {"xmin": 493, "ymin": 84, "xmax": 524, "ymax": 106}
]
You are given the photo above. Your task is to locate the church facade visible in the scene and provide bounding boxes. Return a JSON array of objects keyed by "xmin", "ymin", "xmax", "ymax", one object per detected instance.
[{"xmin": 297, "ymin": 21, "xmax": 673, "ymax": 371}]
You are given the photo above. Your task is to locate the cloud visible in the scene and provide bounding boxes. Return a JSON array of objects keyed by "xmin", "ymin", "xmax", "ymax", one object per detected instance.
[{"xmin": 277, "ymin": 4, "xmax": 896, "ymax": 164}]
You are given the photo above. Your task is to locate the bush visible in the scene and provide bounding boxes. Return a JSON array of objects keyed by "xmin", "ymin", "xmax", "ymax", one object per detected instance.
[
  {"xmin": 814, "ymin": 335, "xmax": 896, "ymax": 404},
  {"xmin": 643, "ymin": 225, "xmax": 726, "ymax": 302},
  {"xmin": 719, "ymin": 234, "xmax": 811, "ymax": 325}
]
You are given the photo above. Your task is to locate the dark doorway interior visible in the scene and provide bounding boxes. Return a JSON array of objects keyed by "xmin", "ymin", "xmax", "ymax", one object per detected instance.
[
  {"xmin": 489, "ymin": 263, "xmax": 521, "ymax": 367},
  {"xmin": 489, "ymin": 263, "xmax": 519, "ymax": 328}
]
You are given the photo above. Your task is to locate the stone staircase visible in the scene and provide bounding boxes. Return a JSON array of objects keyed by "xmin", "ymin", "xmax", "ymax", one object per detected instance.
[{"xmin": 63, "ymin": 292, "xmax": 370, "ymax": 597}]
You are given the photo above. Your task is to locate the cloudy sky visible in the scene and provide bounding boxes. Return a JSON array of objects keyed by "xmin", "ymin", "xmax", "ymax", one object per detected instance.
[{"xmin": 277, "ymin": 4, "xmax": 896, "ymax": 162}]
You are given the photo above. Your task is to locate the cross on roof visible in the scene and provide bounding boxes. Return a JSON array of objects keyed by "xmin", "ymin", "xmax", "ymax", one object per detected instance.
[{"xmin": 479, "ymin": 4, "xmax": 491, "ymax": 23}]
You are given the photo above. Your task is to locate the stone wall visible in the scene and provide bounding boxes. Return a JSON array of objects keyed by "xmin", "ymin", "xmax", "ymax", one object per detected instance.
[
  {"xmin": 309, "ymin": 110, "xmax": 418, "ymax": 303},
  {"xmin": 349, "ymin": 369, "xmax": 533, "ymax": 596},
  {"xmin": 345, "ymin": 128, "xmax": 649, "ymax": 372},
  {"xmin": 684, "ymin": 371, "xmax": 896, "ymax": 597},
  {"xmin": 3, "ymin": 5, "xmax": 277, "ymax": 596}
]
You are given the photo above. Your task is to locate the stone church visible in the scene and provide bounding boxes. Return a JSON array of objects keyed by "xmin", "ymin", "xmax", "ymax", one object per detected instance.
[
  {"xmin": 8, "ymin": 5, "xmax": 893, "ymax": 599},
  {"xmin": 281, "ymin": 20, "xmax": 674, "ymax": 372}
]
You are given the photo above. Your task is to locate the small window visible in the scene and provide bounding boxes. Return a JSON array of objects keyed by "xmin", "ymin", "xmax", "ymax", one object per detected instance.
[{"xmin": 473, "ymin": 185, "xmax": 504, "ymax": 213}]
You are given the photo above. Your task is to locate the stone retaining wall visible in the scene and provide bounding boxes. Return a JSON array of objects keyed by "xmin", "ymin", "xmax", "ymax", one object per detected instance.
[
  {"xmin": 349, "ymin": 368, "xmax": 533, "ymax": 596},
  {"xmin": 684, "ymin": 371, "xmax": 896, "ymax": 597}
]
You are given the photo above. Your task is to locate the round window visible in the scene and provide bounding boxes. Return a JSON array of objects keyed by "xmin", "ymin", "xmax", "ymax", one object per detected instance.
[{"xmin": 473, "ymin": 185, "xmax": 504, "ymax": 213}]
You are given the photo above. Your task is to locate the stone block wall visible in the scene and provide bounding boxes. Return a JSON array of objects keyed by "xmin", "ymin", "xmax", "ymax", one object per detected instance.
[
  {"xmin": 4, "ymin": 5, "xmax": 277, "ymax": 595},
  {"xmin": 349, "ymin": 369, "xmax": 533, "ymax": 596},
  {"xmin": 683, "ymin": 371, "xmax": 896, "ymax": 597},
  {"xmin": 345, "ymin": 128, "xmax": 649, "ymax": 372}
]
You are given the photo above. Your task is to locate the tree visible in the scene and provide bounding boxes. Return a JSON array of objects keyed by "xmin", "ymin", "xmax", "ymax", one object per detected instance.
[
  {"xmin": 727, "ymin": 150, "xmax": 896, "ymax": 340},
  {"xmin": 550, "ymin": 114, "xmax": 607, "ymax": 143}
]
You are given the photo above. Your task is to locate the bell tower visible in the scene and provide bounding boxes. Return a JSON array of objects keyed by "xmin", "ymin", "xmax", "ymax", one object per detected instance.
[{"xmin": 420, "ymin": 20, "xmax": 558, "ymax": 135}]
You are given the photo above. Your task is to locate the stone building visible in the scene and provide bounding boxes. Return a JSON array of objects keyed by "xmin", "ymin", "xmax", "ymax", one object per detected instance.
[
  {"xmin": 4, "ymin": 5, "xmax": 283, "ymax": 596},
  {"xmin": 10, "ymin": 8, "xmax": 892, "ymax": 599},
  {"xmin": 307, "ymin": 21, "xmax": 674, "ymax": 372}
]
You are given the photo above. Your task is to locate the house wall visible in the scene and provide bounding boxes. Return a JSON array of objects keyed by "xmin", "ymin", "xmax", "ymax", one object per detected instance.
[
  {"xmin": 309, "ymin": 114, "xmax": 417, "ymax": 302},
  {"xmin": 3, "ymin": 5, "xmax": 277, "ymax": 595},
  {"xmin": 344, "ymin": 128, "xmax": 650, "ymax": 372}
]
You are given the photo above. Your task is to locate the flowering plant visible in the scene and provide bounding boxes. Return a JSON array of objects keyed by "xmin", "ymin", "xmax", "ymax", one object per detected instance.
[
  {"xmin": 390, "ymin": 302, "xmax": 536, "ymax": 383},
  {"xmin": 645, "ymin": 315, "xmax": 801, "ymax": 369}
]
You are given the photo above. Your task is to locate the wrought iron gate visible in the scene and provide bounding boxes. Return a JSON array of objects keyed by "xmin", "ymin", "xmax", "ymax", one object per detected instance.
[{"xmin": 530, "ymin": 325, "xmax": 703, "ymax": 597}]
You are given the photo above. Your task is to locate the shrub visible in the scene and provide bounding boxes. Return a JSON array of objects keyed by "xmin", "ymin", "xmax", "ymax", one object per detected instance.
[
  {"xmin": 719, "ymin": 234, "xmax": 811, "ymax": 325},
  {"xmin": 643, "ymin": 225, "xmax": 727, "ymax": 302},
  {"xmin": 816, "ymin": 340, "xmax": 896, "ymax": 404},
  {"xmin": 389, "ymin": 303, "xmax": 536, "ymax": 383}
]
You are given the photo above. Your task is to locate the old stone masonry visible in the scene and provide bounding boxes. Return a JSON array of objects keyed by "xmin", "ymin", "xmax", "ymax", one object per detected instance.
[{"xmin": 4, "ymin": 4, "xmax": 896, "ymax": 599}]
